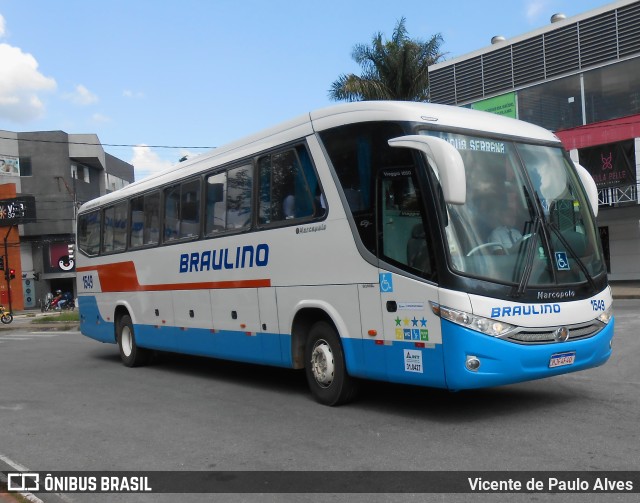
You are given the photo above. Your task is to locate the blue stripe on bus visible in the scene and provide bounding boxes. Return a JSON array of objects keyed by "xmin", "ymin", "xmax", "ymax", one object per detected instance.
[
  {"xmin": 78, "ymin": 296, "xmax": 292, "ymax": 367},
  {"xmin": 343, "ymin": 338, "xmax": 447, "ymax": 388},
  {"xmin": 79, "ymin": 295, "xmax": 614, "ymax": 391},
  {"xmin": 78, "ymin": 296, "xmax": 115, "ymax": 344},
  {"xmin": 134, "ymin": 325, "xmax": 292, "ymax": 368},
  {"xmin": 439, "ymin": 318, "xmax": 614, "ymax": 390}
]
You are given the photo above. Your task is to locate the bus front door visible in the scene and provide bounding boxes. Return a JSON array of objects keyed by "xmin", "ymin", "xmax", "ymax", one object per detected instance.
[{"xmin": 375, "ymin": 168, "xmax": 445, "ymax": 386}]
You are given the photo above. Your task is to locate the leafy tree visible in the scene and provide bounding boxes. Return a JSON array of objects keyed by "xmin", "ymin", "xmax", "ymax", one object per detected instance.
[{"xmin": 329, "ymin": 17, "xmax": 444, "ymax": 102}]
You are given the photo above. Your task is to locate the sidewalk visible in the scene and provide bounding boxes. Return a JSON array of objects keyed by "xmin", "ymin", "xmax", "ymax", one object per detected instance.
[
  {"xmin": 0, "ymin": 310, "xmax": 80, "ymax": 331},
  {"xmin": 609, "ymin": 280, "xmax": 640, "ymax": 300}
]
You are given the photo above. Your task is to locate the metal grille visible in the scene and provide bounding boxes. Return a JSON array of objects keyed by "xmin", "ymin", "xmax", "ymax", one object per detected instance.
[
  {"xmin": 512, "ymin": 37, "xmax": 545, "ymax": 87},
  {"xmin": 507, "ymin": 320, "xmax": 605, "ymax": 345},
  {"xmin": 429, "ymin": 66, "xmax": 456, "ymax": 105},
  {"xmin": 618, "ymin": 1, "xmax": 640, "ymax": 57},
  {"xmin": 545, "ymin": 25, "xmax": 579, "ymax": 77},
  {"xmin": 580, "ymin": 12, "xmax": 618, "ymax": 68},
  {"xmin": 482, "ymin": 46, "xmax": 513, "ymax": 95},
  {"xmin": 454, "ymin": 56, "xmax": 483, "ymax": 103},
  {"xmin": 428, "ymin": 1, "xmax": 640, "ymax": 105}
]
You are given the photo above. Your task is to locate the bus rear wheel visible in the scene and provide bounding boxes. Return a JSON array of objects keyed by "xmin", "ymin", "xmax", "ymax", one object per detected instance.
[
  {"xmin": 117, "ymin": 314, "xmax": 150, "ymax": 367},
  {"xmin": 304, "ymin": 321, "xmax": 358, "ymax": 406}
]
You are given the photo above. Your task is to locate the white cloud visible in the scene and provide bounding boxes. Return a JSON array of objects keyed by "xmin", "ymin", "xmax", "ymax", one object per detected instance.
[
  {"xmin": 91, "ymin": 113, "xmax": 111, "ymax": 123},
  {"xmin": 123, "ymin": 89, "xmax": 145, "ymax": 99},
  {"xmin": 64, "ymin": 84, "xmax": 98, "ymax": 105},
  {"xmin": 526, "ymin": 0, "xmax": 549, "ymax": 23},
  {"xmin": 130, "ymin": 145, "xmax": 174, "ymax": 180},
  {"xmin": 0, "ymin": 42, "xmax": 56, "ymax": 122}
]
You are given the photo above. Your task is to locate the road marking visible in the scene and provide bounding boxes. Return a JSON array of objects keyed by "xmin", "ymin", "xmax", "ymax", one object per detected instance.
[
  {"xmin": 0, "ymin": 452, "xmax": 43, "ymax": 503},
  {"xmin": 0, "ymin": 452, "xmax": 76, "ymax": 503},
  {"xmin": 0, "ymin": 404, "xmax": 23, "ymax": 411}
]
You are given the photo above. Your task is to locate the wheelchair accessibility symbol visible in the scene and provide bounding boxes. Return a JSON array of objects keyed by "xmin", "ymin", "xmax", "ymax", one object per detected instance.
[
  {"xmin": 379, "ymin": 273, "xmax": 394, "ymax": 293},
  {"xmin": 555, "ymin": 251, "xmax": 570, "ymax": 271}
]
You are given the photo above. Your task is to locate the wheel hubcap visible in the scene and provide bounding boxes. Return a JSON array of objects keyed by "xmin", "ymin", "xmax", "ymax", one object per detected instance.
[
  {"xmin": 121, "ymin": 326, "xmax": 133, "ymax": 357},
  {"xmin": 310, "ymin": 339, "xmax": 334, "ymax": 388}
]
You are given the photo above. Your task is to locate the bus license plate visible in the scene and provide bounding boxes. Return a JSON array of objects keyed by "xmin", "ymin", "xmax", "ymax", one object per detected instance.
[{"xmin": 549, "ymin": 351, "xmax": 576, "ymax": 368}]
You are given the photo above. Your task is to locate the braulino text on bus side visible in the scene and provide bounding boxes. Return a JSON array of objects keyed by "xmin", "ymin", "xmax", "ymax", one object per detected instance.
[{"xmin": 179, "ymin": 243, "xmax": 269, "ymax": 273}]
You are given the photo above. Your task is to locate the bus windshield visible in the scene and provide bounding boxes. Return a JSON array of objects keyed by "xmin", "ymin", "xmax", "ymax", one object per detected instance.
[{"xmin": 420, "ymin": 131, "xmax": 605, "ymax": 288}]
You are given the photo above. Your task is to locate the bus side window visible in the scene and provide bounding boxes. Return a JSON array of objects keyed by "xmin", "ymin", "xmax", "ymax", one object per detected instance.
[
  {"xmin": 78, "ymin": 210, "xmax": 100, "ymax": 256},
  {"xmin": 205, "ymin": 165, "xmax": 252, "ymax": 234},
  {"xmin": 144, "ymin": 192, "xmax": 160, "ymax": 245},
  {"xmin": 205, "ymin": 172, "xmax": 227, "ymax": 234},
  {"xmin": 380, "ymin": 172, "xmax": 433, "ymax": 278},
  {"xmin": 130, "ymin": 196, "xmax": 144, "ymax": 247},
  {"xmin": 163, "ymin": 184, "xmax": 180, "ymax": 241},
  {"xmin": 102, "ymin": 202, "xmax": 128, "ymax": 253},
  {"xmin": 179, "ymin": 179, "xmax": 201, "ymax": 239},
  {"xmin": 258, "ymin": 148, "xmax": 319, "ymax": 225},
  {"xmin": 319, "ymin": 122, "xmax": 409, "ymax": 255},
  {"xmin": 226, "ymin": 165, "xmax": 252, "ymax": 230},
  {"xmin": 130, "ymin": 191, "xmax": 161, "ymax": 247}
]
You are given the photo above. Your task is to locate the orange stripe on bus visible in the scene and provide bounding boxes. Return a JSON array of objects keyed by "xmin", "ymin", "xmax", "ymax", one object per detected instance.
[{"xmin": 77, "ymin": 261, "xmax": 271, "ymax": 292}]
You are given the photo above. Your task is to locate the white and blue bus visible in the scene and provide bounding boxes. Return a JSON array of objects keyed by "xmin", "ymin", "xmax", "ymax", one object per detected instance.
[{"xmin": 76, "ymin": 101, "xmax": 614, "ymax": 405}]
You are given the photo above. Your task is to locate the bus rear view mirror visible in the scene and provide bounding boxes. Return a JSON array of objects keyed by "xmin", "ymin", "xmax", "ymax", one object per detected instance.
[
  {"xmin": 388, "ymin": 135, "xmax": 466, "ymax": 205},
  {"xmin": 574, "ymin": 162, "xmax": 599, "ymax": 217}
]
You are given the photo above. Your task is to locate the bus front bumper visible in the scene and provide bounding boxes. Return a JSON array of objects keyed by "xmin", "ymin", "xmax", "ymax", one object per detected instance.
[{"xmin": 441, "ymin": 317, "xmax": 615, "ymax": 391}]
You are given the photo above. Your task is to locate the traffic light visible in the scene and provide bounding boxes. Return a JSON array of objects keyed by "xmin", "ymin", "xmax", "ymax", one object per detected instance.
[
  {"xmin": 8, "ymin": 268, "xmax": 15, "ymax": 280},
  {"xmin": 0, "ymin": 256, "xmax": 4, "ymax": 271}
]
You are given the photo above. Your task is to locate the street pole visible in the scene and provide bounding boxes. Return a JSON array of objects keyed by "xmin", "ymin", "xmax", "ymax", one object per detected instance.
[{"xmin": 3, "ymin": 224, "xmax": 15, "ymax": 314}]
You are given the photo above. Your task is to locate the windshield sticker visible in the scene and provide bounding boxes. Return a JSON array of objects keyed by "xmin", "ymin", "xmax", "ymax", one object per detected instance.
[
  {"xmin": 404, "ymin": 349, "xmax": 423, "ymax": 373},
  {"xmin": 555, "ymin": 251, "xmax": 570, "ymax": 271},
  {"xmin": 379, "ymin": 273, "xmax": 393, "ymax": 293},
  {"xmin": 398, "ymin": 302, "xmax": 425, "ymax": 311}
]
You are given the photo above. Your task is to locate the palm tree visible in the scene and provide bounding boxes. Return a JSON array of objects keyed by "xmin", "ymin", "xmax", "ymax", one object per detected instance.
[{"xmin": 329, "ymin": 17, "xmax": 444, "ymax": 102}]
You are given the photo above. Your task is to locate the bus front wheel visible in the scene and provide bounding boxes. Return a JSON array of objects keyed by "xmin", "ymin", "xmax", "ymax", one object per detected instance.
[
  {"xmin": 304, "ymin": 321, "xmax": 358, "ymax": 406},
  {"xmin": 117, "ymin": 314, "xmax": 150, "ymax": 367}
]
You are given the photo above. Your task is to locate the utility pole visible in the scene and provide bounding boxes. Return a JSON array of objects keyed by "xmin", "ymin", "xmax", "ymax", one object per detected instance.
[{"xmin": 3, "ymin": 224, "xmax": 16, "ymax": 313}]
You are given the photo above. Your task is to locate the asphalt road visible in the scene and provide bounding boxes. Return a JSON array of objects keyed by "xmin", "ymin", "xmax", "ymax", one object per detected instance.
[{"xmin": 1, "ymin": 301, "xmax": 639, "ymax": 503}]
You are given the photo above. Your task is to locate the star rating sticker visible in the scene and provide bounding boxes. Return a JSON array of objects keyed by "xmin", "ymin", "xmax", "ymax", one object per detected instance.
[
  {"xmin": 420, "ymin": 317, "xmax": 427, "ymax": 327},
  {"xmin": 411, "ymin": 317, "xmax": 418, "ymax": 326},
  {"xmin": 403, "ymin": 318, "xmax": 410, "ymax": 326},
  {"xmin": 395, "ymin": 317, "xmax": 402, "ymax": 326}
]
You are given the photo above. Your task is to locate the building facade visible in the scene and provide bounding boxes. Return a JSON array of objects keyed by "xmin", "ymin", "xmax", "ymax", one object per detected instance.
[
  {"xmin": 0, "ymin": 130, "xmax": 133, "ymax": 310},
  {"xmin": 428, "ymin": 0, "xmax": 640, "ymax": 280}
]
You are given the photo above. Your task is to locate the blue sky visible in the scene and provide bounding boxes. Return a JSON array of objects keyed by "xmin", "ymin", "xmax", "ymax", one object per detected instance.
[{"xmin": 0, "ymin": 0, "xmax": 615, "ymax": 179}]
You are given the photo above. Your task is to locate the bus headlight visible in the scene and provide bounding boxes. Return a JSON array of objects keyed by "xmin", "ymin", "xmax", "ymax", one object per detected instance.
[
  {"xmin": 597, "ymin": 305, "xmax": 613, "ymax": 325},
  {"xmin": 430, "ymin": 302, "xmax": 516, "ymax": 337}
]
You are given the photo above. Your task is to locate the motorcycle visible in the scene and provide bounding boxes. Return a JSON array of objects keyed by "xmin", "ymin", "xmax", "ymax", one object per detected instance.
[
  {"xmin": 0, "ymin": 305, "xmax": 13, "ymax": 324},
  {"xmin": 41, "ymin": 292, "xmax": 76, "ymax": 312}
]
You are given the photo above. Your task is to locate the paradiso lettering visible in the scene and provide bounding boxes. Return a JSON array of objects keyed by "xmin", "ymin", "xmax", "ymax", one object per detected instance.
[
  {"xmin": 491, "ymin": 304, "xmax": 561, "ymax": 318},
  {"xmin": 179, "ymin": 243, "xmax": 269, "ymax": 273}
]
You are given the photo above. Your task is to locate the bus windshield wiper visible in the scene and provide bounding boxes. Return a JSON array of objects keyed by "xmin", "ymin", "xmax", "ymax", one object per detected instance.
[{"xmin": 514, "ymin": 215, "xmax": 541, "ymax": 297}]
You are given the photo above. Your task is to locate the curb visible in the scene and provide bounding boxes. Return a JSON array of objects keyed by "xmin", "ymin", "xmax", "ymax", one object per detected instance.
[{"xmin": 0, "ymin": 322, "xmax": 80, "ymax": 332}]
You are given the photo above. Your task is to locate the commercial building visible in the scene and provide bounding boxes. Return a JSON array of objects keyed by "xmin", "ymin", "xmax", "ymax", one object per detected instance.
[
  {"xmin": 0, "ymin": 130, "xmax": 133, "ymax": 310},
  {"xmin": 428, "ymin": 0, "xmax": 640, "ymax": 280}
]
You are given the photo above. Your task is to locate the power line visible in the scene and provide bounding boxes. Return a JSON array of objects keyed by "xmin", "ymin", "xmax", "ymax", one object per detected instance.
[{"xmin": 0, "ymin": 135, "xmax": 215, "ymax": 150}]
